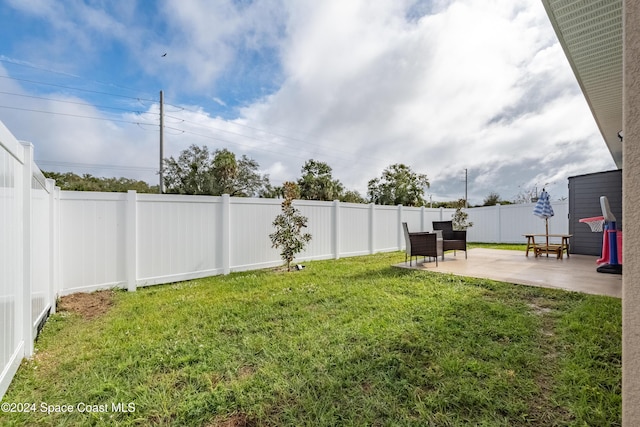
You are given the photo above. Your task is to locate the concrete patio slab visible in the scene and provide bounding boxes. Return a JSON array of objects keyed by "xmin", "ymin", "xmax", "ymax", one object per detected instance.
[{"xmin": 394, "ymin": 248, "xmax": 621, "ymax": 298}]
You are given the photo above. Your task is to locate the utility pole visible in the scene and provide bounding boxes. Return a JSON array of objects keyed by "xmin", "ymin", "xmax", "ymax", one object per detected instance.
[
  {"xmin": 464, "ymin": 168, "xmax": 468, "ymax": 208},
  {"xmin": 159, "ymin": 90, "xmax": 164, "ymax": 194}
]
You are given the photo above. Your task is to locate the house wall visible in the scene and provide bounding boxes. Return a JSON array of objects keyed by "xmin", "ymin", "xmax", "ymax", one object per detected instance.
[
  {"xmin": 623, "ymin": 0, "xmax": 640, "ymax": 424},
  {"xmin": 568, "ymin": 169, "xmax": 622, "ymax": 255}
]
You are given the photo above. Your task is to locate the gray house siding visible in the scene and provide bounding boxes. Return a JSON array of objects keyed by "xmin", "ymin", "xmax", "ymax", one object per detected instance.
[{"xmin": 568, "ymin": 169, "xmax": 622, "ymax": 256}]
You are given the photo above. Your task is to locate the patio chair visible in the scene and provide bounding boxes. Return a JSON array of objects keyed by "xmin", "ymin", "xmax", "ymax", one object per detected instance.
[
  {"xmin": 432, "ymin": 221, "xmax": 467, "ymax": 259},
  {"xmin": 402, "ymin": 222, "xmax": 438, "ymax": 266}
]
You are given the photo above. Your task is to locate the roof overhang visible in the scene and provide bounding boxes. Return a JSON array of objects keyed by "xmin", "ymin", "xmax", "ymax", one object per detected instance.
[{"xmin": 541, "ymin": 0, "xmax": 623, "ymax": 168}]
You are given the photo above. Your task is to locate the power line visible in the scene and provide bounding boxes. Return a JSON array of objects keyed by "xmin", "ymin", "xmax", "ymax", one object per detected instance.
[
  {"xmin": 0, "ymin": 74, "xmax": 157, "ymax": 103},
  {"xmin": 2, "ymin": 65, "xmax": 378, "ymax": 168},
  {"xmin": 164, "ymin": 112, "xmax": 388, "ymax": 168},
  {"xmin": 1, "ymin": 67, "xmax": 393, "ymax": 177},
  {"xmin": 2, "ymin": 59, "xmax": 385, "ymax": 169},
  {"xmin": 2, "ymin": 71, "xmax": 322, "ymax": 161},
  {"xmin": 0, "ymin": 104, "xmax": 157, "ymax": 126},
  {"xmin": 0, "ymin": 56, "xmax": 153, "ymax": 97},
  {"xmin": 165, "ymin": 104, "xmax": 328, "ymax": 148},
  {"xmin": 36, "ymin": 160, "xmax": 157, "ymax": 172},
  {"xmin": 163, "ymin": 125, "xmax": 314, "ymax": 163},
  {"xmin": 0, "ymin": 90, "xmax": 159, "ymax": 116}
]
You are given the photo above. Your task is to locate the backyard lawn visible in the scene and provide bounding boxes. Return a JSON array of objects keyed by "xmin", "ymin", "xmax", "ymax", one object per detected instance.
[{"xmin": 1, "ymin": 251, "xmax": 621, "ymax": 426}]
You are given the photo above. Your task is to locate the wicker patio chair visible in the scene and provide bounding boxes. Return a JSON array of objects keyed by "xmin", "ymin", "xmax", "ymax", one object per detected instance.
[
  {"xmin": 432, "ymin": 220, "xmax": 467, "ymax": 259},
  {"xmin": 402, "ymin": 222, "xmax": 438, "ymax": 266}
]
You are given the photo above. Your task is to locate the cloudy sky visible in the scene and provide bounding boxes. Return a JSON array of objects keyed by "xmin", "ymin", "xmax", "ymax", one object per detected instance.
[{"xmin": 0, "ymin": 0, "xmax": 617, "ymax": 204}]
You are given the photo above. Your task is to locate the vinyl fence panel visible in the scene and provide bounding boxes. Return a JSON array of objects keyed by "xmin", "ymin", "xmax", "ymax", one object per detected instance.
[
  {"xmin": 229, "ymin": 197, "xmax": 282, "ymax": 271},
  {"xmin": 373, "ymin": 205, "xmax": 402, "ymax": 252},
  {"xmin": 0, "ymin": 124, "xmax": 60, "ymax": 400},
  {"xmin": 136, "ymin": 193, "xmax": 224, "ymax": 286},
  {"xmin": 401, "ymin": 207, "xmax": 424, "ymax": 233},
  {"xmin": 295, "ymin": 200, "xmax": 337, "ymax": 261},
  {"xmin": 59, "ymin": 192, "xmax": 127, "ymax": 294},
  {"xmin": 338, "ymin": 202, "xmax": 371, "ymax": 257},
  {"xmin": 30, "ymin": 169, "xmax": 52, "ymax": 331},
  {"xmin": 466, "ymin": 202, "xmax": 569, "ymax": 243},
  {"xmin": 0, "ymin": 123, "xmax": 24, "ymax": 399}
]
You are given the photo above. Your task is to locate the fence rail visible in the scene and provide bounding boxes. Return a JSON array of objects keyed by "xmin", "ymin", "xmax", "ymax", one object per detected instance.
[{"xmin": 0, "ymin": 120, "xmax": 568, "ymax": 400}]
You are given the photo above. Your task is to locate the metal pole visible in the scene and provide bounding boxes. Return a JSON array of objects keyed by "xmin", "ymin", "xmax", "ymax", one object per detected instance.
[{"xmin": 159, "ymin": 90, "xmax": 164, "ymax": 194}]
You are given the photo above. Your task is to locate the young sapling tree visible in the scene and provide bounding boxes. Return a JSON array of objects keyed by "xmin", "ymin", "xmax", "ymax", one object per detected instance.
[{"xmin": 269, "ymin": 182, "xmax": 312, "ymax": 271}]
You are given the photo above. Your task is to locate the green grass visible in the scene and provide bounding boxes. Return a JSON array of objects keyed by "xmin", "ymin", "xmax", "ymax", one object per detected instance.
[
  {"xmin": 1, "ymin": 252, "xmax": 621, "ymax": 426},
  {"xmin": 468, "ymin": 242, "xmax": 528, "ymax": 251}
]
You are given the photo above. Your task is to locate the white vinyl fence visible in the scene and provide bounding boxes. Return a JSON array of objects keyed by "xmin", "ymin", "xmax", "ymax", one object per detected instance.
[
  {"xmin": 466, "ymin": 202, "xmax": 568, "ymax": 243},
  {"xmin": 56, "ymin": 193, "xmax": 568, "ymax": 295},
  {"xmin": 0, "ymin": 119, "xmax": 569, "ymax": 400},
  {"xmin": 57, "ymin": 192, "xmax": 459, "ymax": 294},
  {"xmin": 0, "ymin": 122, "xmax": 59, "ymax": 399}
]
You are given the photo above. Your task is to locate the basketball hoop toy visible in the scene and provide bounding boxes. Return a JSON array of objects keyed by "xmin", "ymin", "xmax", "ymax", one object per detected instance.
[
  {"xmin": 579, "ymin": 196, "xmax": 622, "ymax": 274},
  {"xmin": 578, "ymin": 216, "xmax": 605, "ymax": 233}
]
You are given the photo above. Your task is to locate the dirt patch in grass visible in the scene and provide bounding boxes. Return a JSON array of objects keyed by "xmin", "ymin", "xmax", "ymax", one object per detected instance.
[
  {"xmin": 207, "ymin": 413, "xmax": 254, "ymax": 427},
  {"xmin": 526, "ymin": 302, "xmax": 574, "ymax": 426},
  {"xmin": 57, "ymin": 290, "xmax": 116, "ymax": 320},
  {"xmin": 238, "ymin": 365, "xmax": 255, "ymax": 381}
]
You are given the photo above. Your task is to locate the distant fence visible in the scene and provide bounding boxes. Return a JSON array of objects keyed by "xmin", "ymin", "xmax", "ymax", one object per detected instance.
[
  {"xmin": 0, "ymin": 119, "xmax": 569, "ymax": 400},
  {"xmin": 466, "ymin": 202, "xmax": 568, "ymax": 243}
]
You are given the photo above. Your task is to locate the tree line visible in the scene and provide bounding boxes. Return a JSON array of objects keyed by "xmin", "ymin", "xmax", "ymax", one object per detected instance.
[
  {"xmin": 43, "ymin": 144, "xmax": 523, "ymax": 207},
  {"xmin": 159, "ymin": 144, "xmax": 432, "ymax": 206},
  {"xmin": 43, "ymin": 171, "xmax": 159, "ymax": 193}
]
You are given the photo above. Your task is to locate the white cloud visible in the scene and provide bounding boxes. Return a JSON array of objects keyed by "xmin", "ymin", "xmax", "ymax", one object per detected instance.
[
  {"xmin": 232, "ymin": 0, "xmax": 616, "ymax": 202},
  {"xmin": 0, "ymin": 0, "xmax": 617, "ymax": 204}
]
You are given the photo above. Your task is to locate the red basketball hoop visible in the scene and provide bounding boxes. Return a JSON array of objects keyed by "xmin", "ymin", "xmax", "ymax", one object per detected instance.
[{"xmin": 579, "ymin": 216, "xmax": 605, "ymax": 233}]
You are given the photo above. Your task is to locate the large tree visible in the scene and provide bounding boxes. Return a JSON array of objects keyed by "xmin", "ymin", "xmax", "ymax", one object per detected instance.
[
  {"xmin": 297, "ymin": 159, "xmax": 344, "ymax": 201},
  {"xmin": 367, "ymin": 163, "xmax": 429, "ymax": 207},
  {"xmin": 163, "ymin": 145, "xmax": 270, "ymax": 196}
]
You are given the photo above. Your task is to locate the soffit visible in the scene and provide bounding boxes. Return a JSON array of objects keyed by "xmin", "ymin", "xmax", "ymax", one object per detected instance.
[{"xmin": 542, "ymin": 0, "xmax": 623, "ymax": 168}]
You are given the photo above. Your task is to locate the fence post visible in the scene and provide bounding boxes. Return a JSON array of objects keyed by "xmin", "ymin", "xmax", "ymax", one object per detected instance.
[
  {"xmin": 334, "ymin": 200, "xmax": 340, "ymax": 259},
  {"xmin": 397, "ymin": 204, "xmax": 403, "ymax": 250},
  {"xmin": 47, "ymin": 179, "xmax": 57, "ymax": 314},
  {"xmin": 126, "ymin": 190, "xmax": 137, "ymax": 292},
  {"xmin": 439, "ymin": 207, "xmax": 444, "ymax": 221},
  {"xmin": 496, "ymin": 204, "xmax": 502, "ymax": 243},
  {"xmin": 21, "ymin": 143, "xmax": 34, "ymax": 357},
  {"xmin": 222, "ymin": 194, "xmax": 230, "ymax": 274},
  {"xmin": 369, "ymin": 203, "xmax": 375, "ymax": 254}
]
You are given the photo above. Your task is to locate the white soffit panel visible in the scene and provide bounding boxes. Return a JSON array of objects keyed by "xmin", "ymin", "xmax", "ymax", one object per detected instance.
[{"xmin": 542, "ymin": 0, "xmax": 623, "ymax": 168}]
